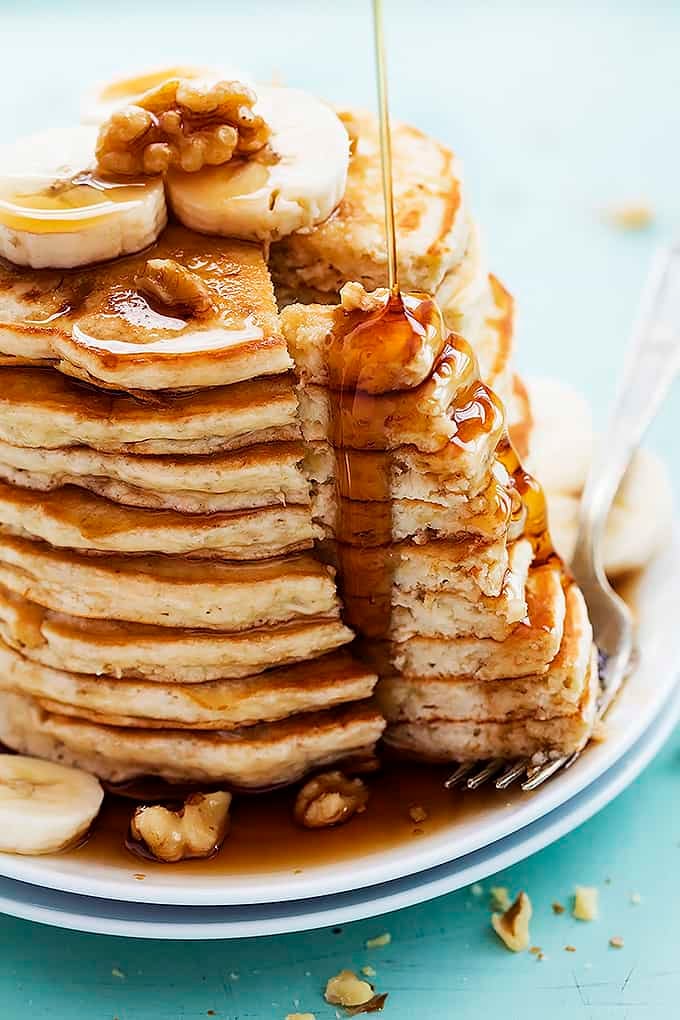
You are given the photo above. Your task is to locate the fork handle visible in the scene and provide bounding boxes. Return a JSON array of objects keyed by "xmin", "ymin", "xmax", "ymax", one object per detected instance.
[{"xmin": 579, "ymin": 243, "xmax": 680, "ymax": 549}]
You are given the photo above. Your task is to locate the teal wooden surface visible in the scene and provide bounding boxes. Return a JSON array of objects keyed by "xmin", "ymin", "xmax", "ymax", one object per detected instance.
[{"xmin": 0, "ymin": 1, "xmax": 679, "ymax": 1017}]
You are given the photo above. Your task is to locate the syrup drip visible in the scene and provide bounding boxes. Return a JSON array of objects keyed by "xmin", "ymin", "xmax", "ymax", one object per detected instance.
[
  {"xmin": 372, "ymin": 0, "xmax": 398, "ymax": 295},
  {"xmin": 497, "ymin": 437, "xmax": 554, "ymax": 563},
  {"xmin": 0, "ymin": 172, "xmax": 154, "ymax": 234}
]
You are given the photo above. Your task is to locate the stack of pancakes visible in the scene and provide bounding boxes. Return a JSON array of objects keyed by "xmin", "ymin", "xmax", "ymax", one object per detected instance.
[
  {"xmin": 0, "ymin": 104, "xmax": 596, "ymax": 789},
  {"xmin": 0, "ymin": 225, "xmax": 385, "ymax": 788},
  {"xmin": 281, "ymin": 292, "xmax": 598, "ymax": 761}
]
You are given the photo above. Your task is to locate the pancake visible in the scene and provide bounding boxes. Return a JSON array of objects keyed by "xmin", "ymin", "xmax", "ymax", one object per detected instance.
[
  {"xmin": 0, "ymin": 440, "xmax": 311, "ymax": 513},
  {"xmin": 366, "ymin": 562, "xmax": 566, "ymax": 681},
  {"xmin": 343, "ymin": 539, "xmax": 530, "ymax": 642},
  {"xmin": 387, "ymin": 538, "xmax": 531, "ymax": 641},
  {"xmin": 313, "ymin": 477, "xmax": 514, "ymax": 545},
  {"xmin": 0, "ymin": 532, "xmax": 340, "ymax": 631},
  {"xmin": 379, "ymin": 584, "xmax": 592, "ymax": 723},
  {"xmin": 296, "ymin": 353, "xmax": 479, "ymax": 455},
  {"xmin": 338, "ymin": 538, "xmax": 509, "ymax": 600},
  {"xmin": 304, "ymin": 405, "xmax": 502, "ymax": 501},
  {"xmin": 0, "ymin": 643, "xmax": 376, "ymax": 731},
  {"xmin": 271, "ymin": 108, "xmax": 469, "ymax": 295},
  {"xmin": 384, "ymin": 649, "xmax": 598, "ymax": 760},
  {"xmin": 0, "ymin": 225, "xmax": 291, "ymax": 391},
  {"xmin": 0, "ymin": 366, "xmax": 300, "ymax": 455},
  {"xmin": 0, "ymin": 481, "xmax": 319, "ymax": 559},
  {"xmin": 0, "ymin": 691, "xmax": 386, "ymax": 787},
  {"xmin": 0, "ymin": 582, "xmax": 351, "ymax": 683},
  {"xmin": 433, "ymin": 223, "xmax": 494, "ymax": 347}
]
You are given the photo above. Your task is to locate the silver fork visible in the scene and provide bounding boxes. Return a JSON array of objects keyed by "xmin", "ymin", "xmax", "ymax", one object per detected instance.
[{"xmin": 446, "ymin": 241, "xmax": 680, "ymax": 794}]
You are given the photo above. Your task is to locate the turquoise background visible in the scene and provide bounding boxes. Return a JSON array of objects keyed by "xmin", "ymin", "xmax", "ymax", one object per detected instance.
[{"xmin": 0, "ymin": 1, "xmax": 679, "ymax": 1017}]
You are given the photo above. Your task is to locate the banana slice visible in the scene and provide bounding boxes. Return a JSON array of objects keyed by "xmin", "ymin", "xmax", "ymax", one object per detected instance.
[
  {"xmin": 0, "ymin": 753, "xmax": 103, "ymax": 855},
  {"xmin": 167, "ymin": 85, "xmax": 350, "ymax": 241},
  {"xmin": 0, "ymin": 126, "xmax": 167, "ymax": 269},
  {"xmin": 526, "ymin": 376, "xmax": 674, "ymax": 577},
  {"xmin": 80, "ymin": 64, "xmax": 254, "ymax": 125}
]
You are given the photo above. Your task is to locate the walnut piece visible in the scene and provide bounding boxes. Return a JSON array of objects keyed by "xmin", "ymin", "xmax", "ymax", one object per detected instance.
[
  {"xmin": 492, "ymin": 890, "xmax": 532, "ymax": 952},
  {"xmin": 129, "ymin": 791, "xmax": 231, "ymax": 863},
  {"xmin": 339, "ymin": 282, "xmax": 389, "ymax": 314},
  {"xmin": 135, "ymin": 258, "xmax": 216, "ymax": 317},
  {"xmin": 294, "ymin": 770, "xmax": 368, "ymax": 829},
  {"xmin": 325, "ymin": 970, "xmax": 374, "ymax": 1008},
  {"xmin": 96, "ymin": 77, "xmax": 270, "ymax": 176},
  {"xmin": 573, "ymin": 885, "xmax": 599, "ymax": 921}
]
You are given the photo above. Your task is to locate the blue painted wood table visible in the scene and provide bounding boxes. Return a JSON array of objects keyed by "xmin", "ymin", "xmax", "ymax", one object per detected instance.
[{"xmin": 0, "ymin": 1, "xmax": 678, "ymax": 1017}]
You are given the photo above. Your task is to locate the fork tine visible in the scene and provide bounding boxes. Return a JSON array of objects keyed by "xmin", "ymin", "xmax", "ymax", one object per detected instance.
[
  {"xmin": 495, "ymin": 758, "xmax": 530, "ymax": 789},
  {"xmin": 521, "ymin": 755, "xmax": 567, "ymax": 791},
  {"xmin": 466, "ymin": 759, "xmax": 505, "ymax": 790},
  {"xmin": 444, "ymin": 762, "xmax": 476, "ymax": 789}
]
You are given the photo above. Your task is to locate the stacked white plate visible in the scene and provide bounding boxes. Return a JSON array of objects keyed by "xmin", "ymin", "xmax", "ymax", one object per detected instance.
[{"xmin": 0, "ymin": 535, "xmax": 678, "ymax": 940}]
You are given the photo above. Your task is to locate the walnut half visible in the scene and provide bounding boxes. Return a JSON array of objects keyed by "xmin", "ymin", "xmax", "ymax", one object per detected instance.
[
  {"xmin": 294, "ymin": 771, "xmax": 369, "ymax": 829},
  {"xmin": 129, "ymin": 791, "xmax": 231, "ymax": 863},
  {"xmin": 96, "ymin": 77, "xmax": 270, "ymax": 176},
  {"xmin": 135, "ymin": 258, "xmax": 216, "ymax": 317}
]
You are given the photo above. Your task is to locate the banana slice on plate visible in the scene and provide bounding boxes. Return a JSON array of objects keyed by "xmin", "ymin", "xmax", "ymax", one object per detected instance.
[
  {"xmin": 0, "ymin": 754, "xmax": 103, "ymax": 855},
  {"xmin": 0, "ymin": 126, "xmax": 167, "ymax": 269},
  {"xmin": 80, "ymin": 64, "xmax": 254, "ymax": 125},
  {"xmin": 167, "ymin": 85, "xmax": 350, "ymax": 241},
  {"xmin": 526, "ymin": 376, "xmax": 674, "ymax": 577}
]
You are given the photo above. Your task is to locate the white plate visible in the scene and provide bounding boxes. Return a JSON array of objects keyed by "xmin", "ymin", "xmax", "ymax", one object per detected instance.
[
  {"xmin": 1, "ymin": 533, "xmax": 679, "ymax": 907},
  {"xmin": 0, "ymin": 681, "xmax": 677, "ymax": 939}
]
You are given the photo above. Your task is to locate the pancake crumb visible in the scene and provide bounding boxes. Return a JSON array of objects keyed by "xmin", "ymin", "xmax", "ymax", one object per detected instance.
[
  {"xmin": 609, "ymin": 936, "xmax": 624, "ymax": 949},
  {"xmin": 565, "ymin": 945, "xmax": 576, "ymax": 953},
  {"xmin": 604, "ymin": 202, "xmax": 654, "ymax": 231},
  {"xmin": 630, "ymin": 891, "xmax": 642, "ymax": 905},
  {"xmin": 489, "ymin": 886, "xmax": 512, "ymax": 912},
  {"xmin": 361, "ymin": 966, "xmax": 376, "ymax": 978},
  {"xmin": 573, "ymin": 886, "xmax": 599, "ymax": 921},
  {"xmin": 365, "ymin": 932, "xmax": 391, "ymax": 949}
]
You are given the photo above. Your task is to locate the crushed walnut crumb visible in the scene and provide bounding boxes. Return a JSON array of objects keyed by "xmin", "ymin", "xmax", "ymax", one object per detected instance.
[
  {"xmin": 609, "ymin": 936, "xmax": 624, "ymax": 949},
  {"xmin": 408, "ymin": 804, "xmax": 428, "ymax": 824},
  {"xmin": 339, "ymin": 282, "xmax": 389, "ymax": 314},
  {"xmin": 294, "ymin": 771, "xmax": 368, "ymax": 829},
  {"xmin": 552, "ymin": 901, "xmax": 565, "ymax": 915},
  {"xmin": 492, "ymin": 891, "xmax": 532, "ymax": 952},
  {"xmin": 96, "ymin": 77, "xmax": 270, "ymax": 176},
  {"xmin": 565, "ymin": 945, "xmax": 577, "ymax": 953},
  {"xmin": 325, "ymin": 970, "xmax": 374, "ymax": 1008}
]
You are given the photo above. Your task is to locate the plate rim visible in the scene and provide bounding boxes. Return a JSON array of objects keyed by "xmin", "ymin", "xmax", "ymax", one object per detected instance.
[
  {"xmin": 1, "ymin": 532, "xmax": 678, "ymax": 906},
  {"xmin": 0, "ymin": 683, "xmax": 676, "ymax": 939}
]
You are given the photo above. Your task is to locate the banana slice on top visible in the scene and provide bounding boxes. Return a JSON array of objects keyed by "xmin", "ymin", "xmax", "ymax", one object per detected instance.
[
  {"xmin": 166, "ymin": 85, "xmax": 350, "ymax": 242},
  {"xmin": 0, "ymin": 126, "xmax": 167, "ymax": 269},
  {"xmin": 0, "ymin": 754, "xmax": 103, "ymax": 855},
  {"xmin": 81, "ymin": 64, "xmax": 254, "ymax": 125}
]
